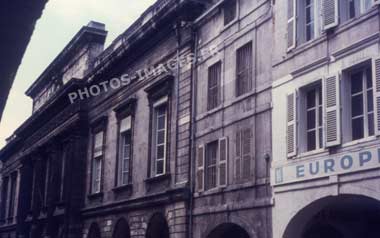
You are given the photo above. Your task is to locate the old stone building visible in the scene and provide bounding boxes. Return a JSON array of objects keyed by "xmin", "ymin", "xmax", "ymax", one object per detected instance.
[
  {"xmin": 191, "ymin": 0, "xmax": 273, "ymax": 238},
  {"xmin": 271, "ymin": 0, "xmax": 380, "ymax": 237},
  {"xmin": 0, "ymin": 22, "xmax": 107, "ymax": 238}
]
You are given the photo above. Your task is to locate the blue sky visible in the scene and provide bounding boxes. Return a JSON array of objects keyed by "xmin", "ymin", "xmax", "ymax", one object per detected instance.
[{"xmin": 0, "ymin": 0, "xmax": 156, "ymax": 148}]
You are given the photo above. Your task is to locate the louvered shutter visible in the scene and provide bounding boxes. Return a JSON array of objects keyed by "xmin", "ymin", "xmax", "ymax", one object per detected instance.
[
  {"xmin": 372, "ymin": 57, "xmax": 380, "ymax": 135},
  {"xmin": 218, "ymin": 137, "xmax": 228, "ymax": 187},
  {"xmin": 323, "ymin": 74, "xmax": 341, "ymax": 147},
  {"xmin": 287, "ymin": 92, "xmax": 297, "ymax": 158},
  {"xmin": 323, "ymin": 0, "xmax": 339, "ymax": 30},
  {"xmin": 242, "ymin": 129, "xmax": 252, "ymax": 179},
  {"xmin": 287, "ymin": 0, "xmax": 297, "ymax": 51},
  {"xmin": 197, "ymin": 145, "xmax": 205, "ymax": 192}
]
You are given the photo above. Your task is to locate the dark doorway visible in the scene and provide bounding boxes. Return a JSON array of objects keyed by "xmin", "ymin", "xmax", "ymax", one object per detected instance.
[
  {"xmin": 146, "ymin": 213, "xmax": 169, "ymax": 238},
  {"xmin": 113, "ymin": 218, "xmax": 131, "ymax": 238},
  {"xmin": 284, "ymin": 195, "xmax": 380, "ymax": 238},
  {"xmin": 88, "ymin": 223, "xmax": 101, "ymax": 238},
  {"xmin": 207, "ymin": 223, "xmax": 250, "ymax": 238}
]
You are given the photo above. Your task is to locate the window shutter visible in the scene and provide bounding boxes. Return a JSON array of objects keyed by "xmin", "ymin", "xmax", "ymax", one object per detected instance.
[
  {"xmin": 197, "ymin": 145, "xmax": 205, "ymax": 192},
  {"xmin": 323, "ymin": 73, "xmax": 341, "ymax": 147},
  {"xmin": 287, "ymin": 0, "xmax": 297, "ymax": 51},
  {"xmin": 218, "ymin": 137, "xmax": 228, "ymax": 187},
  {"xmin": 372, "ymin": 57, "xmax": 380, "ymax": 135},
  {"xmin": 242, "ymin": 129, "xmax": 252, "ymax": 179},
  {"xmin": 287, "ymin": 92, "xmax": 297, "ymax": 158},
  {"xmin": 323, "ymin": 0, "xmax": 339, "ymax": 30}
]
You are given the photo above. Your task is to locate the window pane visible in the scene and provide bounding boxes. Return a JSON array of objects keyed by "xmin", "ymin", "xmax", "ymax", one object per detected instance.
[
  {"xmin": 157, "ymin": 115, "xmax": 165, "ymax": 130},
  {"xmin": 367, "ymin": 90, "xmax": 374, "ymax": 112},
  {"xmin": 157, "ymin": 145, "xmax": 165, "ymax": 159},
  {"xmin": 157, "ymin": 160, "xmax": 164, "ymax": 175},
  {"xmin": 318, "ymin": 106, "xmax": 323, "ymax": 127},
  {"xmin": 319, "ymin": 128, "xmax": 323, "ymax": 148},
  {"xmin": 157, "ymin": 131, "xmax": 165, "ymax": 144},
  {"xmin": 307, "ymin": 130, "xmax": 316, "ymax": 151},
  {"xmin": 352, "ymin": 117, "xmax": 364, "ymax": 140},
  {"xmin": 366, "ymin": 68, "xmax": 373, "ymax": 88},
  {"xmin": 351, "ymin": 72, "xmax": 363, "ymax": 94},
  {"xmin": 368, "ymin": 113, "xmax": 375, "ymax": 136},
  {"xmin": 307, "ymin": 110, "xmax": 316, "ymax": 130},
  {"xmin": 122, "ymin": 172, "xmax": 129, "ymax": 185},
  {"xmin": 307, "ymin": 89, "xmax": 316, "ymax": 108},
  {"xmin": 352, "ymin": 95, "xmax": 364, "ymax": 117}
]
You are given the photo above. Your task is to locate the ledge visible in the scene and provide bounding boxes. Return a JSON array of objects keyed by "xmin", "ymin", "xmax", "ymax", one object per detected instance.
[
  {"xmin": 87, "ymin": 192, "xmax": 104, "ymax": 200},
  {"xmin": 144, "ymin": 173, "xmax": 171, "ymax": 185},
  {"xmin": 112, "ymin": 184, "xmax": 133, "ymax": 193}
]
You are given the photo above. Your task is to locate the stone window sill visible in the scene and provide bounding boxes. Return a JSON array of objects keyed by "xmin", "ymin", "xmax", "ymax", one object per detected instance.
[
  {"xmin": 145, "ymin": 173, "xmax": 171, "ymax": 185},
  {"xmin": 87, "ymin": 192, "xmax": 103, "ymax": 200},
  {"xmin": 112, "ymin": 184, "xmax": 133, "ymax": 193}
]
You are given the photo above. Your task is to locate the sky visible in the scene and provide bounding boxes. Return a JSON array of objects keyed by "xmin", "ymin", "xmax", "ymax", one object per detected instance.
[{"xmin": 0, "ymin": 0, "xmax": 156, "ymax": 148}]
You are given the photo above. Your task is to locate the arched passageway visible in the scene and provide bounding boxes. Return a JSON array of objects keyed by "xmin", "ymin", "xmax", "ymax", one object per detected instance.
[
  {"xmin": 113, "ymin": 218, "xmax": 131, "ymax": 238},
  {"xmin": 284, "ymin": 195, "xmax": 380, "ymax": 238},
  {"xmin": 146, "ymin": 213, "xmax": 169, "ymax": 238},
  {"xmin": 207, "ymin": 223, "xmax": 250, "ymax": 238},
  {"xmin": 88, "ymin": 223, "xmax": 101, "ymax": 238}
]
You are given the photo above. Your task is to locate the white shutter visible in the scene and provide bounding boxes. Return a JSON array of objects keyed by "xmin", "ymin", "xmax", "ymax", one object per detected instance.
[
  {"xmin": 287, "ymin": 0, "xmax": 297, "ymax": 51},
  {"xmin": 218, "ymin": 137, "xmax": 228, "ymax": 187},
  {"xmin": 323, "ymin": 0, "xmax": 339, "ymax": 30},
  {"xmin": 287, "ymin": 92, "xmax": 297, "ymax": 158},
  {"xmin": 372, "ymin": 57, "xmax": 380, "ymax": 135},
  {"xmin": 323, "ymin": 73, "xmax": 341, "ymax": 147},
  {"xmin": 196, "ymin": 145, "xmax": 205, "ymax": 192},
  {"xmin": 120, "ymin": 116, "xmax": 132, "ymax": 133}
]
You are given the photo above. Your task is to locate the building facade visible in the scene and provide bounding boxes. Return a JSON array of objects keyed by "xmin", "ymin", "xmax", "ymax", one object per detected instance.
[
  {"xmin": 271, "ymin": 0, "xmax": 380, "ymax": 237},
  {"xmin": 191, "ymin": 0, "xmax": 273, "ymax": 238},
  {"xmin": 0, "ymin": 22, "xmax": 107, "ymax": 238}
]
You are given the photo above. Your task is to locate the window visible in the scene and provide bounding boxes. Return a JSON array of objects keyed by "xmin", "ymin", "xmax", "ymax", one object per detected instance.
[
  {"xmin": 8, "ymin": 173, "xmax": 17, "ymax": 219},
  {"xmin": 118, "ymin": 116, "xmax": 132, "ymax": 186},
  {"xmin": 346, "ymin": 0, "xmax": 373, "ymax": 20},
  {"xmin": 207, "ymin": 62, "xmax": 221, "ymax": 110},
  {"xmin": 91, "ymin": 131, "xmax": 104, "ymax": 194},
  {"xmin": 151, "ymin": 98, "xmax": 168, "ymax": 177},
  {"xmin": 349, "ymin": 67, "xmax": 375, "ymax": 140},
  {"xmin": 302, "ymin": 84, "xmax": 324, "ymax": 152},
  {"xmin": 235, "ymin": 128, "xmax": 253, "ymax": 181},
  {"xmin": 0, "ymin": 177, "xmax": 9, "ymax": 220},
  {"xmin": 224, "ymin": 0, "xmax": 237, "ymax": 26},
  {"xmin": 236, "ymin": 43, "xmax": 253, "ymax": 96},
  {"xmin": 197, "ymin": 138, "xmax": 228, "ymax": 192},
  {"xmin": 300, "ymin": 0, "xmax": 321, "ymax": 43}
]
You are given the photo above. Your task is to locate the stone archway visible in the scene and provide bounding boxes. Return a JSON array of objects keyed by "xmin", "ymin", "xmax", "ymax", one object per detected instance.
[
  {"xmin": 146, "ymin": 213, "xmax": 169, "ymax": 238},
  {"xmin": 207, "ymin": 223, "xmax": 250, "ymax": 238},
  {"xmin": 88, "ymin": 223, "xmax": 101, "ymax": 238},
  {"xmin": 113, "ymin": 218, "xmax": 131, "ymax": 238},
  {"xmin": 283, "ymin": 194, "xmax": 380, "ymax": 238}
]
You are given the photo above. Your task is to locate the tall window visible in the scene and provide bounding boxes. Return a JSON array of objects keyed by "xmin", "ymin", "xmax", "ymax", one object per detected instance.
[
  {"xmin": 236, "ymin": 43, "xmax": 253, "ymax": 96},
  {"xmin": 235, "ymin": 128, "xmax": 252, "ymax": 181},
  {"xmin": 118, "ymin": 116, "xmax": 132, "ymax": 186},
  {"xmin": 347, "ymin": 0, "xmax": 373, "ymax": 19},
  {"xmin": 350, "ymin": 67, "xmax": 375, "ymax": 140},
  {"xmin": 306, "ymin": 85, "xmax": 323, "ymax": 151},
  {"xmin": 8, "ymin": 173, "xmax": 17, "ymax": 219},
  {"xmin": 207, "ymin": 62, "xmax": 221, "ymax": 110},
  {"xmin": 305, "ymin": 0, "xmax": 315, "ymax": 41},
  {"xmin": 205, "ymin": 141, "xmax": 218, "ymax": 190},
  {"xmin": 92, "ymin": 131, "xmax": 104, "ymax": 194},
  {"xmin": 0, "ymin": 177, "xmax": 9, "ymax": 220},
  {"xmin": 151, "ymin": 98, "xmax": 168, "ymax": 177},
  {"xmin": 224, "ymin": 0, "xmax": 237, "ymax": 26}
]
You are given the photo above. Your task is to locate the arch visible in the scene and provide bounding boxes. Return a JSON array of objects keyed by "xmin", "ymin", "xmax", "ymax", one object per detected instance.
[
  {"xmin": 207, "ymin": 223, "xmax": 250, "ymax": 238},
  {"xmin": 112, "ymin": 218, "xmax": 131, "ymax": 238},
  {"xmin": 88, "ymin": 223, "xmax": 101, "ymax": 238},
  {"xmin": 283, "ymin": 194, "xmax": 380, "ymax": 238},
  {"xmin": 146, "ymin": 213, "xmax": 169, "ymax": 238}
]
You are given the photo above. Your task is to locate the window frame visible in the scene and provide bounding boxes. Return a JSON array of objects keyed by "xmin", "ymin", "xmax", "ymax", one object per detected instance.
[
  {"xmin": 298, "ymin": 0, "xmax": 322, "ymax": 44},
  {"xmin": 89, "ymin": 120, "xmax": 106, "ymax": 195},
  {"xmin": 347, "ymin": 65, "xmax": 375, "ymax": 141},
  {"xmin": 205, "ymin": 141, "xmax": 218, "ymax": 191},
  {"xmin": 223, "ymin": 0, "xmax": 238, "ymax": 26},
  {"xmin": 207, "ymin": 61, "xmax": 222, "ymax": 110},
  {"xmin": 236, "ymin": 42, "xmax": 253, "ymax": 97},
  {"xmin": 151, "ymin": 97, "xmax": 168, "ymax": 177}
]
